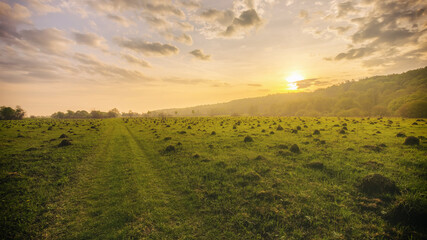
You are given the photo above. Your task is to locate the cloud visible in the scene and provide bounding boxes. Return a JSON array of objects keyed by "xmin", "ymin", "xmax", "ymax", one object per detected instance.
[
  {"xmin": 329, "ymin": 25, "xmax": 351, "ymax": 34},
  {"xmin": 163, "ymin": 77, "xmax": 211, "ymax": 85},
  {"xmin": 222, "ymin": 9, "xmax": 263, "ymax": 37},
  {"xmin": 0, "ymin": 45, "xmax": 78, "ymax": 83},
  {"xmin": 163, "ymin": 77, "xmax": 229, "ymax": 87},
  {"xmin": 144, "ymin": 16, "xmax": 169, "ymax": 28},
  {"xmin": 25, "ymin": 0, "xmax": 61, "ymax": 15},
  {"xmin": 189, "ymin": 49, "xmax": 211, "ymax": 61},
  {"xmin": 121, "ymin": 53, "xmax": 151, "ymax": 68},
  {"xmin": 0, "ymin": 2, "xmax": 31, "ymax": 23},
  {"xmin": 247, "ymin": 83, "xmax": 262, "ymax": 87},
  {"xmin": 145, "ymin": 3, "xmax": 185, "ymax": 18},
  {"xmin": 299, "ymin": 10, "xmax": 309, "ymax": 20},
  {"xmin": 174, "ymin": 33, "xmax": 193, "ymax": 45},
  {"xmin": 336, "ymin": 1, "xmax": 358, "ymax": 18},
  {"xmin": 106, "ymin": 14, "xmax": 133, "ymax": 27},
  {"xmin": 175, "ymin": 21, "xmax": 194, "ymax": 32},
  {"xmin": 73, "ymin": 53, "xmax": 152, "ymax": 82},
  {"xmin": 73, "ymin": 31, "xmax": 107, "ymax": 49},
  {"xmin": 178, "ymin": 0, "xmax": 201, "ymax": 10},
  {"xmin": 199, "ymin": 9, "xmax": 235, "ymax": 26},
  {"xmin": 20, "ymin": 28, "xmax": 72, "ymax": 54},
  {"xmin": 115, "ymin": 37, "xmax": 179, "ymax": 56}
]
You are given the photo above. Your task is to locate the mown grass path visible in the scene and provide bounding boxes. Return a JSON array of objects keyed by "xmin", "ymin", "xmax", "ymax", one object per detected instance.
[{"xmin": 45, "ymin": 121, "xmax": 198, "ymax": 239}]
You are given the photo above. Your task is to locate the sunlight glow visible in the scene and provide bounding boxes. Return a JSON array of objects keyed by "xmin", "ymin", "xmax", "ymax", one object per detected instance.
[{"xmin": 285, "ymin": 72, "xmax": 304, "ymax": 90}]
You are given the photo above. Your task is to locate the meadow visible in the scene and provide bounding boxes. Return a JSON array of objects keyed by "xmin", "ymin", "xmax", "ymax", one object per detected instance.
[{"xmin": 1, "ymin": 117, "xmax": 426, "ymax": 239}]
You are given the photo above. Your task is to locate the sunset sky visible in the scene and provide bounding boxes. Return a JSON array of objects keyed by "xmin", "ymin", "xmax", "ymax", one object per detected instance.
[{"xmin": 0, "ymin": 0, "xmax": 426, "ymax": 116}]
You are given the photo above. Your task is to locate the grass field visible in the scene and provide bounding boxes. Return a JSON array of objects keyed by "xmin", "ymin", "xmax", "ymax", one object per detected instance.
[{"xmin": 1, "ymin": 117, "xmax": 426, "ymax": 239}]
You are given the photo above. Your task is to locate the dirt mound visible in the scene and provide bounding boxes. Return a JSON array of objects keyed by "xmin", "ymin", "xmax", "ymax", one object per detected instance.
[
  {"xmin": 387, "ymin": 198, "xmax": 427, "ymax": 230},
  {"xmin": 362, "ymin": 145, "xmax": 382, "ymax": 152},
  {"xmin": 313, "ymin": 130, "xmax": 320, "ymax": 135},
  {"xmin": 359, "ymin": 174, "xmax": 399, "ymax": 196},
  {"xmin": 59, "ymin": 134, "xmax": 68, "ymax": 138},
  {"xmin": 254, "ymin": 155, "xmax": 266, "ymax": 160},
  {"xmin": 164, "ymin": 145, "xmax": 175, "ymax": 152},
  {"xmin": 396, "ymin": 132, "xmax": 406, "ymax": 137},
  {"xmin": 244, "ymin": 136, "xmax": 254, "ymax": 142},
  {"xmin": 276, "ymin": 125, "xmax": 283, "ymax": 130},
  {"xmin": 58, "ymin": 139, "xmax": 72, "ymax": 147},
  {"xmin": 305, "ymin": 162, "xmax": 324, "ymax": 169},
  {"xmin": 290, "ymin": 144, "xmax": 300, "ymax": 154},
  {"xmin": 403, "ymin": 136, "xmax": 420, "ymax": 145}
]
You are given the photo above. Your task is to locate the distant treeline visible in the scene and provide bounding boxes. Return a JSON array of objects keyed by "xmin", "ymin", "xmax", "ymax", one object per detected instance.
[
  {"xmin": 51, "ymin": 108, "xmax": 143, "ymax": 119},
  {"xmin": 0, "ymin": 106, "xmax": 25, "ymax": 120},
  {"xmin": 152, "ymin": 67, "xmax": 427, "ymax": 118}
]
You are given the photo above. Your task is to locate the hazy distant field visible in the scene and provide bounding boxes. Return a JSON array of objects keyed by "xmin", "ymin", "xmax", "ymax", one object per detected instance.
[{"xmin": 1, "ymin": 117, "xmax": 426, "ymax": 239}]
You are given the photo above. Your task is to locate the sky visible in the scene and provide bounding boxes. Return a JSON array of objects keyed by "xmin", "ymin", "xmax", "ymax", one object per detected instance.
[{"xmin": 0, "ymin": 0, "xmax": 426, "ymax": 116}]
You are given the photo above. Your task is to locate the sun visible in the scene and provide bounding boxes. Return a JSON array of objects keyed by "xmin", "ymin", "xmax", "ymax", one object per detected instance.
[
  {"xmin": 286, "ymin": 73, "xmax": 305, "ymax": 83},
  {"xmin": 285, "ymin": 72, "xmax": 304, "ymax": 90}
]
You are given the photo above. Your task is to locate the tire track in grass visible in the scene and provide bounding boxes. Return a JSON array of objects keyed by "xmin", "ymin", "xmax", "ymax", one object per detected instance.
[
  {"xmin": 124, "ymin": 124, "xmax": 203, "ymax": 239},
  {"xmin": 45, "ymin": 121, "xmax": 199, "ymax": 239}
]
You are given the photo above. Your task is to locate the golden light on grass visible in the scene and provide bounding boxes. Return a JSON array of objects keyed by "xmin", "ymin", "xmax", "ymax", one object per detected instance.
[{"xmin": 285, "ymin": 72, "xmax": 304, "ymax": 90}]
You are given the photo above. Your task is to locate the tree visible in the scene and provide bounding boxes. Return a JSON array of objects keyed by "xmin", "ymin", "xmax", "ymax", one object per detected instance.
[
  {"xmin": 107, "ymin": 108, "xmax": 121, "ymax": 118},
  {"xmin": 397, "ymin": 100, "xmax": 427, "ymax": 118},
  {"xmin": 51, "ymin": 111, "xmax": 65, "ymax": 119},
  {"xmin": 90, "ymin": 110, "xmax": 104, "ymax": 119},
  {"xmin": 0, "ymin": 106, "xmax": 25, "ymax": 120}
]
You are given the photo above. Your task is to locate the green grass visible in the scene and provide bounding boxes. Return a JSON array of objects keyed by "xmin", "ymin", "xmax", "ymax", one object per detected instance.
[{"xmin": 1, "ymin": 117, "xmax": 426, "ymax": 239}]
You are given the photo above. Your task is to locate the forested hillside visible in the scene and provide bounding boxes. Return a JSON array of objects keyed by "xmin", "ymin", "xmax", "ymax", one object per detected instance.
[{"xmin": 153, "ymin": 67, "xmax": 427, "ymax": 117}]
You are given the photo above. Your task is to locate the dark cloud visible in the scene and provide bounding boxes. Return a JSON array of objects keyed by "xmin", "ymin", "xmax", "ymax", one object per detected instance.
[
  {"xmin": 334, "ymin": 47, "xmax": 373, "ymax": 60},
  {"xmin": 247, "ymin": 83, "xmax": 262, "ymax": 87},
  {"xmin": 189, "ymin": 49, "xmax": 211, "ymax": 61},
  {"xmin": 222, "ymin": 9, "xmax": 262, "ymax": 37},
  {"xmin": 73, "ymin": 31, "xmax": 106, "ymax": 49},
  {"xmin": 322, "ymin": 0, "xmax": 427, "ymax": 68},
  {"xmin": 121, "ymin": 53, "xmax": 151, "ymax": 68},
  {"xmin": 115, "ymin": 37, "xmax": 179, "ymax": 56},
  {"xmin": 0, "ymin": 2, "xmax": 31, "ymax": 41},
  {"xmin": 296, "ymin": 78, "xmax": 326, "ymax": 89},
  {"xmin": 20, "ymin": 28, "xmax": 72, "ymax": 54}
]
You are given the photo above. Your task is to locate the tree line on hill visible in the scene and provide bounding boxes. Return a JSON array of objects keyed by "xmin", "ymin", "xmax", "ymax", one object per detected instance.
[
  {"xmin": 50, "ymin": 108, "xmax": 143, "ymax": 119},
  {"xmin": 152, "ymin": 67, "xmax": 427, "ymax": 118}
]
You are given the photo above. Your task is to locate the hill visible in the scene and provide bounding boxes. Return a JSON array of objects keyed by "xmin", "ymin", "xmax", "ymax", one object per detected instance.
[{"xmin": 151, "ymin": 67, "xmax": 427, "ymax": 118}]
